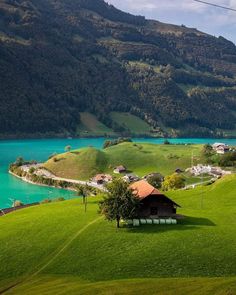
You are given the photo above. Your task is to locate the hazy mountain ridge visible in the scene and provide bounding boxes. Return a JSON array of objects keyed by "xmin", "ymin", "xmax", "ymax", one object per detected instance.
[{"xmin": 0, "ymin": 0, "xmax": 235, "ymax": 137}]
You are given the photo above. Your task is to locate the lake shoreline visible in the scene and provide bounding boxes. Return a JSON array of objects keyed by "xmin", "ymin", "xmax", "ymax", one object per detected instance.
[
  {"xmin": 9, "ymin": 170, "xmax": 78, "ymax": 192},
  {"xmin": 9, "ymin": 169, "xmax": 105, "ymax": 193},
  {"xmin": 0, "ymin": 134, "xmax": 236, "ymax": 141}
]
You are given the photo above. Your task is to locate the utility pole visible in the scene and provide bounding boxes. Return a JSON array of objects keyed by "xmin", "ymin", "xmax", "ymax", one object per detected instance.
[
  {"xmin": 84, "ymin": 195, "xmax": 87, "ymax": 213},
  {"xmin": 200, "ymin": 173, "xmax": 204, "ymax": 209}
]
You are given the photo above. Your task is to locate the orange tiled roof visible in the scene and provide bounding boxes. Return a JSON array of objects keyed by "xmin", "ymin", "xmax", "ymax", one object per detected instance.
[
  {"xmin": 130, "ymin": 180, "xmax": 181, "ymax": 207},
  {"xmin": 130, "ymin": 180, "xmax": 163, "ymax": 200}
]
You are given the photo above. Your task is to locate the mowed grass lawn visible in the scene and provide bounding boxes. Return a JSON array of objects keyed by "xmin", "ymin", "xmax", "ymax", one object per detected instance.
[
  {"xmin": 77, "ymin": 112, "xmax": 115, "ymax": 136},
  {"xmin": 110, "ymin": 112, "xmax": 152, "ymax": 134},
  {"xmin": 44, "ymin": 142, "xmax": 204, "ymax": 180},
  {"xmin": 0, "ymin": 175, "xmax": 236, "ymax": 294}
]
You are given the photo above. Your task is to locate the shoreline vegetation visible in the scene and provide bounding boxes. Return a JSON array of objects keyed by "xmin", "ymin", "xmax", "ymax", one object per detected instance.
[
  {"xmin": 9, "ymin": 168, "xmax": 103, "ymax": 193},
  {"xmin": 1, "ymin": 134, "xmax": 236, "ymax": 140}
]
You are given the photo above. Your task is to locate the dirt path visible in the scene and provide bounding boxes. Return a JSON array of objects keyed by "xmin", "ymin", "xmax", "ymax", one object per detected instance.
[
  {"xmin": 31, "ymin": 216, "xmax": 103, "ymax": 277},
  {"xmin": 0, "ymin": 216, "xmax": 103, "ymax": 294}
]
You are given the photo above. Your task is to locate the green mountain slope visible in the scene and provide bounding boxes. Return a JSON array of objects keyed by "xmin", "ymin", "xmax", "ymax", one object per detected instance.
[
  {"xmin": 0, "ymin": 175, "xmax": 236, "ymax": 294},
  {"xmin": 0, "ymin": 0, "xmax": 236, "ymax": 137}
]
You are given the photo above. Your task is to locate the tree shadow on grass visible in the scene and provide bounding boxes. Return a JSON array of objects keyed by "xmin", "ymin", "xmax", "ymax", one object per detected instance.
[
  {"xmin": 126, "ymin": 224, "xmax": 199, "ymax": 234},
  {"xmin": 140, "ymin": 150, "xmax": 152, "ymax": 154},
  {"xmin": 179, "ymin": 216, "xmax": 215, "ymax": 226},
  {"xmin": 125, "ymin": 216, "xmax": 215, "ymax": 234}
]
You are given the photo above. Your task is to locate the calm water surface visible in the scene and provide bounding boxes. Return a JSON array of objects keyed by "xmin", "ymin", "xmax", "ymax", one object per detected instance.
[{"xmin": 0, "ymin": 137, "xmax": 235, "ymax": 208}]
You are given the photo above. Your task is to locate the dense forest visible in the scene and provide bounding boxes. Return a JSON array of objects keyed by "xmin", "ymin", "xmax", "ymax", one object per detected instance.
[{"xmin": 0, "ymin": 0, "xmax": 235, "ymax": 137}]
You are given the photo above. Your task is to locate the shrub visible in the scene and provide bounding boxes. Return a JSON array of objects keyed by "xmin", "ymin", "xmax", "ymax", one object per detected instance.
[
  {"xmin": 40, "ymin": 199, "xmax": 52, "ymax": 204},
  {"xmin": 13, "ymin": 200, "xmax": 24, "ymax": 207},
  {"xmin": 53, "ymin": 197, "xmax": 65, "ymax": 202},
  {"xmin": 103, "ymin": 137, "xmax": 132, "ymax": 149},
  {"xmin": 29, "ymin": 167, "xmax": 36, "ymax": 174},
  {"xmin": 48, "ymin": 152, "xmax": 57, "ymax": 160},
  {"xmin": 146, "ymin": 173, "xmax": 164, "ymax": 189},
  {"xmin": 164, "ymin": 139, "xmax": 171, "ymax": 145},
  {"xmin": 162, "ymin": 173, "xmax": 185, "ymax": 191}
]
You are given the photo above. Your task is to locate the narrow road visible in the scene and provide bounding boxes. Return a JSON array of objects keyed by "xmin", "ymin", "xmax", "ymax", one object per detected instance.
[
  {"xmin": 10, "ymin": 169, "xmax": 107, "ymax": 192},
  {"xmin": 49, "ymin": 175, "xmax": 107, "ymax": 191},
  {"xmin": 184, "ymin": 177, "xmax": 217, "ymax": 189}
]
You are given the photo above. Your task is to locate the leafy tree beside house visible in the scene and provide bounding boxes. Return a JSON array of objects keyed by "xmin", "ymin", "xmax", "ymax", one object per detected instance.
[
  {"xmin": 99, "ymin": 179, "xmax": 140, "ymax": 228},
  {"xmin": 202, "ymin": 144, "xmax": 215, "ymax": 163},
  {"xmin": 162, "ymin": 173, "xmax": 185, "ymax": 191},
  {"xmin": 146, "ymin": 173, "xmax": 164, "ymax": 189}
]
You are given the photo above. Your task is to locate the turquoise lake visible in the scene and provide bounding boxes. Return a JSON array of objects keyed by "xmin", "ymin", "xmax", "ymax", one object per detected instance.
[{"xmin": 0, "ymin": 137, "xmax": 236, "ymax": 208}]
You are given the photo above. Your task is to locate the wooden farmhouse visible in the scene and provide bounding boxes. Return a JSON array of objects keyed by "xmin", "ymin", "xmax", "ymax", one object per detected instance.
[{"xmin": 130, "ymin": 180, "xmax": 180, "ymax": 218}]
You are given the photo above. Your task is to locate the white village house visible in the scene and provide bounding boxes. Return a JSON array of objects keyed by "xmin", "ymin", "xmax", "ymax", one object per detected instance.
[{"xmin": 212, "ymin": 143, "xmax": 229, "ymax": 154}]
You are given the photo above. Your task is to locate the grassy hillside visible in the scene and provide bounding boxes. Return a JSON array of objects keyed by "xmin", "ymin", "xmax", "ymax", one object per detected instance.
[
  {"xmin": 76, "ymin": 112, "xmax": 154, "ymax": 137},
  {"xmin": 44, "ymin": 143, "xmax": 204, "ymax": 180},
  {"xmin": 77, "ymin": 112, "xmax": 115, "ymax": 137},
  {"xmin": 110, "ymin": 112, "xmax": 153, "ymax": 136},
  {"xmin": 3, "ymin": 276, "xmax": 236, "ymax": 295},
  {"xmin": 0, "ymin": 175, "xmax": 236, "ymax": 294}
]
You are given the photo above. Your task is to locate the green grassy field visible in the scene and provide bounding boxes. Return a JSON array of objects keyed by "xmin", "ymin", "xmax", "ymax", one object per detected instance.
[
  {"xmin": 0, "ymin": 175, "xmax": 236, "ymax": 294},
  {"xmin": 110, "ymin": 112, "xmax": 152, "ymax": 135},
  {"xmin": 76, "ymin": 112, "xmax": 154, "ymax": 137},
  {"xmin": 44, "ymin": 142, "xmax": 204, "ymax": 180},
  {"xmin": 77, "ymin": 112, "xmax": 115, "ymax": 137},
  {"xmin": 3, "ymin": 276, "xmax": 236, "ymax": 295}
]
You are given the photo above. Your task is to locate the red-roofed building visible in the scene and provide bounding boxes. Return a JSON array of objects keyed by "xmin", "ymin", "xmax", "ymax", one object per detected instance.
[
  {"xmin": 130, "ymin": 180, "xmax": 180, "ymax": 218},
  {"xmin": 92, "ymin": 174, "xmax": 113, "ymax": 185}
]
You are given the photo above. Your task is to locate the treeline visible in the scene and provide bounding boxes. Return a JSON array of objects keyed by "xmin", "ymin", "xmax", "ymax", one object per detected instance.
[
  {"xmin": 80, "ymin": 0, "xmax": 146, "ymax": 26},
  {"xmin": 103, "ymin": 137, "xmax": 132, "ymax": 149},
  {"xmin": 165, "ymin": 66, "xmax": 236, "ymax": 88}
]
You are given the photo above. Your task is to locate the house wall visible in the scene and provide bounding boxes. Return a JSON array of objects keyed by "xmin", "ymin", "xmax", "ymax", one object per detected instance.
[{"xmin": 138, "ymin": 195, "xmax": 176, "ymax": 218}]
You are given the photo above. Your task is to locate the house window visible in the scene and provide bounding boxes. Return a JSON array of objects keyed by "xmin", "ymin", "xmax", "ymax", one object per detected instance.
[{"xmin": 150, "ymin": 207, "xmax": 158, "ymax": 215}]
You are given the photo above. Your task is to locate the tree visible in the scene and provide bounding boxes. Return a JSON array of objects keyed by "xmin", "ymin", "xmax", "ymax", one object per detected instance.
[
  {"xmin": 147, "ymin": 173, "xmax": 164, "ymax": 189},
  {"xmin": 13, "ymin": 200, "xmax": 24, "ymax": 207},
  {"xmin": 163, "ymin": 139, "xmax": 171, "ymax": 145},
  {"xmin": 15, "ymin": 157, "xmax": 25, "ymax": 167},
  {"xmin": 202, "ymin": 144, "xmax": 215, "ymax": 164},
  {"xmin": 76, "ymin": 184, "xmax": 90, "ymax": 212},
  {"xmin": 202, "ymin": 144, "xmax": 214, "ymax": 159},
  {"xmin": 99, "ymin": 179, "xmax": 140, "ymax": 228},
  {"xmin": 162, "ymin": 173, "xmax": 185, "ymax": 191},
  {"xmin": 65, "ymin": 145, "xmax": 71, "ymax": 152},
  {"xmin": 218, "ymin": 151, "xmax": 236, "ymax": 167}
]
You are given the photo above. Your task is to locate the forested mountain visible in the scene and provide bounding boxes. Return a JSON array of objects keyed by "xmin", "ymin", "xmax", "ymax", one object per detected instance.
[{"xmin": 0, "ymin": 0, "xmax": 236, "ymax": 138}]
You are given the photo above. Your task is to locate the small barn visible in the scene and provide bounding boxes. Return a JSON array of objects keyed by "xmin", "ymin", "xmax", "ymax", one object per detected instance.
[
  {"xmin": 113, "ymin": 165, "xmax": 127, "ymax": 174},
  {"xmin": 130, "ymin": 180, "xmax": 180, "ymax": 218}
]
